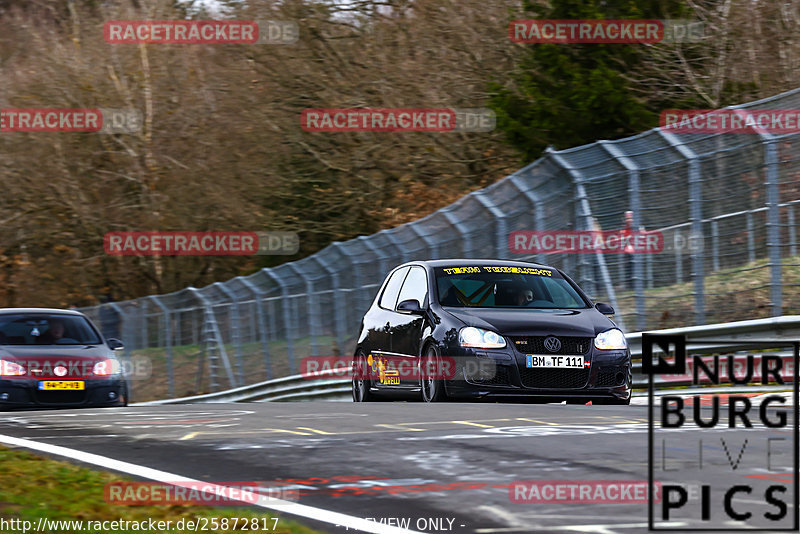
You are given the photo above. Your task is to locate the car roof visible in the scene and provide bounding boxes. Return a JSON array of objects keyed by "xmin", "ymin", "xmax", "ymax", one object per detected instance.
[
  {"xmin": 398, "ymin": 258, "xmax": 556, "ymax": 270},
  {"xmin": 0, "ymin": 308, "xmax": 86, "ymax": 316}
]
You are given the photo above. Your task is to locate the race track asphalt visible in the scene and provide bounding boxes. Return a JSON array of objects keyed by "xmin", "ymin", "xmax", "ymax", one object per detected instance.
[{"xmin": 0, "ymin": 400, "xmax": 796, "ymax": 534}]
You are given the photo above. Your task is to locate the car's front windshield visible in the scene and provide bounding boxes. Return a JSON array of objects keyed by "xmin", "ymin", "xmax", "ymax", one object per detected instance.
[
  {"xmin": 0, "ymin": 314, "xmax": 101, "ymax": 345},
  {"xmin": 435, "ymin": 265, "xmax": 588, "ymax": 309}
]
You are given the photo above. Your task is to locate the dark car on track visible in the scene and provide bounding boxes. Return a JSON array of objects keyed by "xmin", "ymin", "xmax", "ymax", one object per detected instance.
[
  {"xmin": 352, "ymin": 260, "xmax": 631, "ymax": 404},
  {"xmin": 0, "ymin": 308, "xmax": 128, "ymax": 409}
]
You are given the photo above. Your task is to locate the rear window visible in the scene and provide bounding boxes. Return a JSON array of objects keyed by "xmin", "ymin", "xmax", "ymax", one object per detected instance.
[
  {"xmin": 0, "ymin": 314, "xmax": 101, "ymax": 345},
  {"xmin": 435, "ymin": 265, "xmax": 587, "ymax": 309}
]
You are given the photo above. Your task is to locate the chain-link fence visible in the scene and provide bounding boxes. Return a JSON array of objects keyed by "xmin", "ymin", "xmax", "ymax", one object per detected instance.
[{"xmin": 81, "ymin": 88, "xmax": 800, "ymax": 401}]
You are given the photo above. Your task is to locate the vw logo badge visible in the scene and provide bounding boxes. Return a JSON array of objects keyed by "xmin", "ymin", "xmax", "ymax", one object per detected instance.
[
  {"xmin": 54, "ymin": 365, "xmax": 68, "ymax": 377},
  {"xmin": 543, "ymin": 336, "xmax": 561, "ymax": 353}
]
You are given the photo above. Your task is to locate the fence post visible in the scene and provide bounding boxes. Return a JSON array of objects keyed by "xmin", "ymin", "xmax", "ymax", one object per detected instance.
[
  {"xmin": 287, "ymin": 263, "xmax": 319, "ymax": 357},
  {"xmin": 746, "ymin": 211, "xmax": 755, "ymax": 264},
  {"xmin": 733, "ymin": 109, "xmax": 782, "ymax": 316},
  {"xmin": 148, "ymin": 296, "xmax": 175, "ymax": 398},
  {"xmin": 473, "ymin": 190, "xmax": 508, "ymax": 259},
  {"xmin": 711, "ymin": 219, "xmax": 720, "ymax": 272},
  {"xmin": 108, "ymin": 303, "xmax": 132, "ymax": 401},
  {"xmin": 313, "ymin": 255, "xmax": 345, "ymax": 355},
  {"xmin": 600, "ymin": 141, "xmax": 646, "ymax": 330},
  {"xmin": 508, "ymin": 174, "xmax": 546, "ymax": 265},
  {"xmin": 238, "ymin": 277, "xmax": 272, "ymax": 380},
  {"xmin": 789, "ymin": 204, "xmax": 798, "ymax": 257},
  {"xmin": 656, "ymin": 130, "xmax": 705, "ymax": 325},
  {"xmin": 764, "ymin": 139, "xmax": 783, "ymax": 315},
  {"xmin": 263, "ymin": 269, "xmax": 296, "ymax": 374},
  {"xmin": 213, "ymin": 282, "xmax": 244, "ymax": 386},
  {"xmin": 187, "ymin": 287, "xmax": 237, "ymax": 391},
  {"xmin": 442, "ymin": 209, "xmax": 471, "ymax": 257},
  {"xmin": 546, "ymin": 148, "xmax": 625, "ymax": 332}
]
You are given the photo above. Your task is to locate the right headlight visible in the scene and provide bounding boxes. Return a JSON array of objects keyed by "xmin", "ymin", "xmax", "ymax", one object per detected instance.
[
  {"xmin": 594, "ymin": 328, "xmax": 627, "ymax": 350},
  {"xmin": 0, "ymin": 359, "xmax": 26, "ymax": 376},
  {"xmin": 459, "ymin": 327, "xmax": 506, "ymax": 349}
]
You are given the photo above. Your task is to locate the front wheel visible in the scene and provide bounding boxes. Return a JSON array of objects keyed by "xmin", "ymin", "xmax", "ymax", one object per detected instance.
[
  {"xmin": 352, "ymin": 352, "xmax": 377, "ymax": 402},
  {"xmin": 420, "ymin": 345, "xmax": 447, "ymax": 403}
]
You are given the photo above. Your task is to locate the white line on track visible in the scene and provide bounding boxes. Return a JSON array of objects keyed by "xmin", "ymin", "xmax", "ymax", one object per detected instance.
[{"xmin": 0, "ymin": 433, "xmax": 422, "ymax": 534}]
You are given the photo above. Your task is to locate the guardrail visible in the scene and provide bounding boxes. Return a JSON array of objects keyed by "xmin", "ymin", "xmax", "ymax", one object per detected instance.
[{"xmin": 137, "ymin": 315, "xmax": 800, "ymax": 405}]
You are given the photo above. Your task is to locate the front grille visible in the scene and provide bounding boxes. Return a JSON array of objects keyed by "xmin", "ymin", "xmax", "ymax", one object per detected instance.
[
  {"xmin": 519, "ymin": 367, "xmax": 590, "ymax": 389},
  {"xmin": 510, "ymin": 336, "xmax": 591, "ymax": 355},
  {"xmin": 466, "ymin": 366, "xmax": 510, "ymax": 386},
  {"xmin": 35, "ymin": 391, "xmax": 87, "ymax": 404},
  {"xmin": 596, "ymin": 367, "xmax": 627, "ymax": 387}
]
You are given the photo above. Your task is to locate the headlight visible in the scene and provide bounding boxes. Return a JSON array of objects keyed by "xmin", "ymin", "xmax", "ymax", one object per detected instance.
[
  {"xmin": 459, "ymin": 327, "xmax": 506, "ymax": 349},
  {"xmin": 594, "ymin": 328, "xmax": 627, "ymax": 350},
  {"xmin": 93, "ymin": 359, "xmax": 122, "ymax": 376},
  {"xmin": 0, "ymin": 359, "xmax": 26, "ymax": 376}
]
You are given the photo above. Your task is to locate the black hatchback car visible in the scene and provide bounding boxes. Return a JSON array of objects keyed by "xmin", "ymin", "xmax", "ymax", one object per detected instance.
[
  {"xmin": 352, "ymin": 260, "xmax": 631, "ymax": 404},
  {"xmin": 0, "ymin": 308, "xmax": 128, "ymax": 409}
]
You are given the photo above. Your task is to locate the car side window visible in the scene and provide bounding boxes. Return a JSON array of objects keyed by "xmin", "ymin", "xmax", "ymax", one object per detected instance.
[
  {"xmin": 396, "ymin": 266, "xmax": 428, "ymax": 309},
  {"xmin": 379, "ymin": 267, "xmax": 410, "ymax": 310}
]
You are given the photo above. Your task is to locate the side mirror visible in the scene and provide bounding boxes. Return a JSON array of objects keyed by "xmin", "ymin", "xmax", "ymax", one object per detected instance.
[
  {"xmin": 595, "ymin": 302, "xmax": 615, "ymax": 315},
  {"xmin": 107, "ymin": 338, "xmax": 124, "ymax": 350},
  {"xmin": 397, "ymin": 299, "xmax": 425, "ymax": 315}
]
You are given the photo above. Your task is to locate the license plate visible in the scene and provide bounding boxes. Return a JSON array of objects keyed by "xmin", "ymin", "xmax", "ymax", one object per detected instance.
[
  {"xmin": 38, "ymin": 381, "xmax": 85, "ymax": 391},
  {"xmin": 526, "ymin": 355, "xmax": 587, "ymax": 368}
]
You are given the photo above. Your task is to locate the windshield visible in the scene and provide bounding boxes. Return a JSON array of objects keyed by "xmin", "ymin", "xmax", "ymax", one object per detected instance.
[
  {"xmin": 0, "ymin": 314, "xmax": 101, "ymax": 345},
  {"xmin": 435, "ymin": 265, "xmax": 588, "ymax": 309}
]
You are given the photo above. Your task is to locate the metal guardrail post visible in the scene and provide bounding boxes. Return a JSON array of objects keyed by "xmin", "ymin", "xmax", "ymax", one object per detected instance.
[
  {"xmin": 148, "ymin": 296, "xmax": 175, "ymax": 398},
  {"xmin": 188, "ymin": 287, "xmax": 237, "ymax": 390},
  {"xmin": 547, "ymin": 149, "xmax": 625, "ymax": 331},
  {"xmin": 408, "ymin": 223, "xmax": 439, "ymax": 259},
  {"xmin": 140, "ymin": 298, "xmax": 148, "ymax": 349},
  {"xmin": 442, "ymin": 209, "xmax": 470, "ymax": 257},
  {"xmin": 600, "ymin": 141, "xmax": 647, "ymax": 330},
  {"xmin": 656, "ymin": 130, "xmax": 705, "ymax": 324},
  {"xmin": 747, "ymin": 210, "xmax": 755, "ymax": 263},
  {"xmin": 238, "ymin": 277, "xmax": 272, "ymax": 380},
  {"xmin": 731, "ymin": 108, "xmax": 782, "ymax": 316},
  {"xmin": 473, "ymin": 190, "xmax": 508, "ymax": 260},
  {"xmin": 508, "ymin": 174, "xmax": 546, "ymax": 265},
  {"xmin": 286, "ymin": 263, "xmax": 319, "ymax": 357},
  {"xmin": 358, "ymin": 237, "xmax": 389, "ymax": 314},
  {"xmin": 107, "ymin": 302, "xmax": 133, "ymax": 401},
  {"xmin": 332, "ymin": 241, "xmax": 367, "ymax": 323},
  {"xmin": 263, "ymin": 269, "xmax": 296, "ymax": 374},
  {"xmin": 764, "ymin": 137, "xmax": 783, "ymax": 315},
  {"xmin": 213, "ymin": 282, "xmax": 244, "ymax": 387},
  {"xmin": 313, "ymin": 255, "xmax": 345, "ymax": 355},
  {"xmin": 711, "ymin": 219, "xmax": 720, "ymax": 272}
]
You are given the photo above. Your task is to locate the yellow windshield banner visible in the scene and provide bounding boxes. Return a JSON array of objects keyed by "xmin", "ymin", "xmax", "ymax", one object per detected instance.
[{"xmin": 441, "ymin": 266, "xmax": 552, "ymax": 276}]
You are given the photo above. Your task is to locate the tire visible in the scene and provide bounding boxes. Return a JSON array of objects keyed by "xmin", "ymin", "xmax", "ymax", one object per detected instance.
[
  {"xmin": 352, "ymin": 351, "xmax": 377, "ymax": 402},
  {"xmin": 420, "ymin": 345, "xmax": 447, "ymax": 403}
]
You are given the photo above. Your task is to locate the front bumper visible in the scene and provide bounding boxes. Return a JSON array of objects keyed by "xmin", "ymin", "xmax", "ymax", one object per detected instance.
[
  {"xmin": 442, "ymin": 344, "xmax": 631, "ymax": 401},
  {"xmin": 0, "ymin": 377, "xmax": 127, "ymax": 409}
]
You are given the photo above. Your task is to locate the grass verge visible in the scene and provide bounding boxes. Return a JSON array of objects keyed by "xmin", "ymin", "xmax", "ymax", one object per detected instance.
[{"xmin": 0, "ymin": 446, "xmax": 321, "ymax": 534}]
